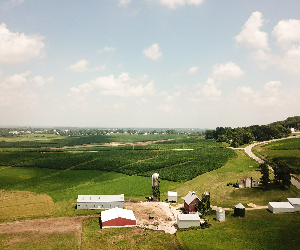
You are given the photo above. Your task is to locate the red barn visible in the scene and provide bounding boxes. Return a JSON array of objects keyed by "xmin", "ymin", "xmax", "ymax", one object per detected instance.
[
  {"xmin": 184, "ymin": 191, "xmax": 200, "ymax": 213},
  {"xmin": 101, "ymin": 207, "xmax": 136, "ymax": 228}
]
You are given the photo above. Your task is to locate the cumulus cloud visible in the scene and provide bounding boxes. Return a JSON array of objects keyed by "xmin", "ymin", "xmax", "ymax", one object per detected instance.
[
  {"xmin": 234, "ymin": 11, "xmax": 269, "ymax": 50},
  {"xmin": 118, "ymin": 0, "xmax": 130, "ymax": 7},
  {"xmin": 194, "ymin": 77, "xmax": 222, "ymax": 99},
  {"xmin": 188, "ymin": 66, "xmax": 198, "ymax": 74},
  {"xmin": 98, "ymin": 46, "xmax": 116, "ymax": 53},
  {"xmin": 211, "ymin": 61, "xmax": 244, "ymax": 81},
  {"xmin": 68, "ymin": 73, "xmax": 156, "ymax": 98},
  {"xmin": 157, "ymin": 0, "xmax": 204, "ymax": 9},
  {"xmin": 0, "ymin": 71, "xmax": 53, "ymax": 107},
  {"xmin": 0, "ymin": 23, "xmax": 45, "ymax": 64},
  {"xmin": 33, "ymin": 76, "xmax": 54, "ymax": 87},
  {"xmin": 272, "ymin": 19, "xmax": 300, "ymax": 50},
  {"xmin": 143, "ymin": 43, "xmax": 162, "ymax": 60},
  {"xmin": 67, "ymin": 59, "xmax": 105, "ymax": 73}
]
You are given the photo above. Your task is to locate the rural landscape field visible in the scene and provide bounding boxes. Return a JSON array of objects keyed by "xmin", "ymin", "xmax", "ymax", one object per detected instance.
[{"xmin": 1, "ymin": 120, "xmax": 300, "ymax": 249}]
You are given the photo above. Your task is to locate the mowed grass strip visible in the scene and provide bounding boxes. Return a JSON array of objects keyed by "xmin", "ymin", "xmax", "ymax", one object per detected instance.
[
  {"xmin": 0, "ymin": 232, "xmax": 79, "ymax": 250},
  {"xmin": 81, "ymin": 217, "xmax": 182, "ymax": 250},
  {"xmin": 0, "ymin": 190, "xmax": 55, "ymax": 220},
  {"xmin": 177, "ymin": 209, "xmax": 300, "ymax": 250}
]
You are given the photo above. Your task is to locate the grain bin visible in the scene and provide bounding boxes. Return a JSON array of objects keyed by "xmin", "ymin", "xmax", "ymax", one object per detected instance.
[
  {"xmin": 234, "ymin": 203, "xmax": 245, "ymax": 217},
  {"xmin": 216, "ymin": 208, "xmax": 225, "ymax": 222},
  {"xmin": 152, "ymin": 173, "xmax": 160, "ymax": 201}
]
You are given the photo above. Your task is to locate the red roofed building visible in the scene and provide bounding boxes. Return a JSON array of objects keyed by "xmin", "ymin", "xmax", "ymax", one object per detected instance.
[
  {"xmin": 101, "ymin": 207, "xmax": 136, "ymax": 228},
  {"xmin": 183, "ymin": 191, "xmax": 199, "ymax": 213}
]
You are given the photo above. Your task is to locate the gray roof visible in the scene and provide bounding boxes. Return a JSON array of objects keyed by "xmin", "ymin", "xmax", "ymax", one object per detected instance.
[
  {"xmin": 77, "ymin": 194, "xmax": 124, "ymax": 203},
  {"xmin": 183, "ymin": 191, "xmax": 199, "ymax": 205},
  {"xmin": 287, "ymin": 198, "xmax": 300, "ymax": 205},
  {"xmin": 177, "ymin": 214, "xmax": 200, "ymax": 221},
  {"xmin": 269, "ymin": 202, "xmax": 295, "ymax": 209},
  {"xmin": 235, "ymin": 203, "xmax": 245, "ymax": 209}
]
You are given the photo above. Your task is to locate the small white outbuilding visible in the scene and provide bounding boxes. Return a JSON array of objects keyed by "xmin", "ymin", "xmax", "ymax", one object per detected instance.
[
  {"xmin": 268, "ymin": 202, "xmax": 295, "ymax": 213},
  {"xmin": 177, "ymin": 214, "xmax": 200, "ymax": 229},
  {"xmin": 287, "ymin": 198, "xmax": 300, "ymax": 211},
  {"xmin": 168, "ymin": 191, "xmax": 177, "ymax": 202}
]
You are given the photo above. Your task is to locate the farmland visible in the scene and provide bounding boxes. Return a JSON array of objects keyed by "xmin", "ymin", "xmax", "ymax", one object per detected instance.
[{"xmin": 1, "ymin": 133, "xmax": 300, "ymax": 249}]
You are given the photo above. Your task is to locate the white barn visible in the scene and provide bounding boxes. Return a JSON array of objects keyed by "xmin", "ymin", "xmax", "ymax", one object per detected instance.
[
  {"xmin": 177, "ymin": 214, "xmax": 201, "ymax": 229},
  {"xmin": 77, "ymin": 194, "xmax": 124, "ymax": 210},
  {"xmin": 268, "ymin": 202, "xmax": 295, "ymax": 213},
  {"xmin": 288, "ymin": 198, "xmax": 300, "ymax": 211},
  {"xmin": 101, "ymin": 207, "xmax": 136, "ymax": 228},
  {"xmin": 168, "ymin": 191, "xmax": 177, "ymax": 202}
]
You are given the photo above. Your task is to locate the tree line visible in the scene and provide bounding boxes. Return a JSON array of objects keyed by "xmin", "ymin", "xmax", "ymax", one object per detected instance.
[{"xmin": 204, "ymin": 116, "xmax": 300, "ymax": 147}]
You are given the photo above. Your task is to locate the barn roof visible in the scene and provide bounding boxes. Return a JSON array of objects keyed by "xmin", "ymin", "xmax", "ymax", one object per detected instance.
[
  {"xmin": 183, "ymin": 191, "xmax": 199, "ymax": 205},
  {"xmin": 101, "ymin": 207, "xmax": 136, "ymax": 222},
  {"xmin": 77, "ymin": 194, "xmax": 124, "ymax": 203}
]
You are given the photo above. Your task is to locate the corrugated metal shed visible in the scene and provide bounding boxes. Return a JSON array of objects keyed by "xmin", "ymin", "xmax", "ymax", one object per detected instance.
[
  {"xmin": 101, "ymin": 207, "xmax": 136, "ymax": 228},
  {"xmin": 168, "ymin": 191, "xmax": 177, "ymax": 202},
  {"xmin": 177, "ymin": 214, "xmax": 200, "ymax": 229},
  {"xmin": 288, "ymin": 198, "xmax": 300, "ymax": 211},
  {"xmin": 77, "ymin": 194, "xmax": 124, "ymax": 210},
  {"xmin": 268, "ymin": 202, "xmax": 295, "ymax": 213}
]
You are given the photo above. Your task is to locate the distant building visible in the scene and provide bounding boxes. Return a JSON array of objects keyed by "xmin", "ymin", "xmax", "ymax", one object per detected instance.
[
  {"xmin": 168, "ymin": 191, "xmax": 177, "ymax": 203},
  {"xmin": 101, "ymin": 207, "xmax": 136, "ymax": 228},
  {"xmin": 237, "ymin": 176, "xmax": 258, "ymax": 188},
  {"xmin": 183, "ymin": 191, "xmax": 199, "ymax": 213},
  {"xmin": 291, "ymin": 128, "xmax": 295, "ymax": 133},
  {"xmin": 76, "ymin": 194, "xmax": 124, "ymax": 210}
]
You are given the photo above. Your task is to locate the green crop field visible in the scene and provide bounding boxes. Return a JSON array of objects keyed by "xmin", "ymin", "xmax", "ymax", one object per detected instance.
[{"xmin": 252, "ymin": 137, "xmax": 300, "ymax": 172}]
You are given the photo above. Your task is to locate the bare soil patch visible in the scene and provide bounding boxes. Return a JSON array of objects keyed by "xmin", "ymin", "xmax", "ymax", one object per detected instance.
[{"xmin": 124, "ymin": 202, "xmax": 183, "ymax": 234}]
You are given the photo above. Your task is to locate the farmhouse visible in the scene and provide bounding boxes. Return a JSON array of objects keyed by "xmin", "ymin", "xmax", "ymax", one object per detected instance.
[
  {"xmin": 168, "ymin": 191, "xmax": 177, "ymax": 202},
  {"xmin": 76, "ymin": 194, "xmax": 124, "ymax": 210},
  {"xmin": 177, "ymin": 214, "xmax": 201, "ymax": 229},
  {"xmin": 268, "ymin": 202, "xmax": 295, "ymax": 213},
  {"xmin": 183, "ymin": 191, "xmax": 199, "ymax": 213},
  {"xmin": 101, "ymin": 207, "xmax": 136, "ymax": 228},
  {"xmin": 237, "ymin": 176, "xmax": 258, "ymax": 188},
  {"xmin": 288, "ymin": 198, "xmax": 300, "ymax": 211}
]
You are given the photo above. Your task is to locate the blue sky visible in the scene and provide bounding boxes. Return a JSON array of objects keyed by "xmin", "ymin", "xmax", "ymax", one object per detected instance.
[{"xmin": 0, "ymin": 0, "xmax": 300, "ymax": 128}]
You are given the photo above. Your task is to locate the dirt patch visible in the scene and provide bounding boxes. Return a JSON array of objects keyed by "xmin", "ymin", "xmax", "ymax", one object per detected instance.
[
  {"xmin": 0, "ymin": 215, "xmax": 98, "ymax": 248},
  {"xmin": 56, "ymin": 139, "xmax": 174, "ymax": 149},
  {"xmin": 124, "ymin": 202, "xmax": 183, "ymax": 234}
]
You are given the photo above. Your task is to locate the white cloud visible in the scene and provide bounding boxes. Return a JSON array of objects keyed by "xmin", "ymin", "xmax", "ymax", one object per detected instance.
[
  {"xmin": 157, "ymin": 0, "xmax": 204, "ymax": 9},
  {"xmin": 67, "ymin": 59, "xmax": 105, "ymax": 73},
  {"xmin": 143, "ymin": 43, "xmax": 162, "ymax": 60},
  {"xmin": 98, "ymin": 46, "xmax": 116, "ymax": 53},
  {"xmin": 0, "ymin": 23, "xmax": 45, "ymax": 64},
  {"xmin": 2, "ymin": 0, "xmax": 25, "ymax": 10},
  {"xmin": 156, "ymin": 104, "xmax": 173, "ymax": 112},
  {"xmin": 33, "ymin": 76, "xmax": 54, "ymax": 87},
  {"xmin": 250, "ymin": 48, "xmax": 300, "ymax": 74},
  {"xmin": 194, "ymin": 77, "xmax": 221, "ymax": 99},
  {"xmin": 234, "ymin": 11, "xmax": 269, "ymax": 50},
  {"xmin": 188, "ymin": 66, "xmax": 198, "ymax": 74},
  {"xmin": 118, "ymin": 0, "xmax": 130, "ymax": 7},
  {"xmin": 211, "ymin": 61, "xmax": 244, "ymax": 81},
  {"xmin": 0, "ymin": 71, "xmax": 51, "ymax": 107},
  {"xmin": 272, "ymin": 19, "xmax": 300, "ymax": 50},
  {"xmin": 68, "ymin": 73, "xmax": 156, "ymax": 98}
]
